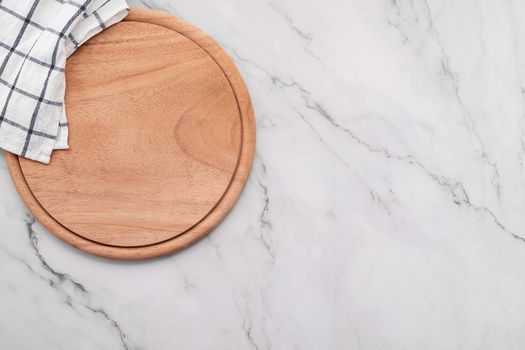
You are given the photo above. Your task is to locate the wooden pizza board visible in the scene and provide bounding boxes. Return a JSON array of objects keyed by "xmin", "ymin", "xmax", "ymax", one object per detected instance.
[{"xmin": 5, "ymin": 9, "xmax": 255, "ymax": 260}]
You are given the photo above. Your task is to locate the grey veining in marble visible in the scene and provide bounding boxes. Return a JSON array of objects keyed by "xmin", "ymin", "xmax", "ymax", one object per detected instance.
[{"xmin": 3, "ymin": 0, "xmax": 525, "ymax": 349}]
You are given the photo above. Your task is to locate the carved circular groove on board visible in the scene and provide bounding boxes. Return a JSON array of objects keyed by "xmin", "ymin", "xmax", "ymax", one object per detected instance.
[{"xmin": 5, "ymin": 9, "xmax": 256, "ymax": 260}]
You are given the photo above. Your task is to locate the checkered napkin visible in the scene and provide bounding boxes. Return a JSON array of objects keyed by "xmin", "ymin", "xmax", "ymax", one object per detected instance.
[{"xmin": 0, "ymin": 0, "xmax": 129, "ymax": 164}]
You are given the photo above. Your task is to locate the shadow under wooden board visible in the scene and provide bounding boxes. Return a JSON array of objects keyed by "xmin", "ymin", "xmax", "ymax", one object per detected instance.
[{"xmin": 5, "ymin": 9, "xmax": 256, "ymax": 260}]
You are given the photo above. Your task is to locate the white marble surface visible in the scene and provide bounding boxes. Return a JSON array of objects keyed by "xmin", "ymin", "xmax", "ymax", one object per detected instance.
[{"xmin": 3, "ymin": 0, "xmax": 525, "ymax": 348}]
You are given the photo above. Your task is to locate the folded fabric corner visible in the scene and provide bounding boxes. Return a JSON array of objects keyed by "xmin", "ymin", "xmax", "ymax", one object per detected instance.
[{"xmin": 0, "ymin": 0, "xmax": 129, "ymax": 164}]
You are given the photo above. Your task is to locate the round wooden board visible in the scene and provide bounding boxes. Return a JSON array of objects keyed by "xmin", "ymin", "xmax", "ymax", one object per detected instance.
[{"xmin": 5, "ymin": 9, "xmax": 255, "ymax": 260}]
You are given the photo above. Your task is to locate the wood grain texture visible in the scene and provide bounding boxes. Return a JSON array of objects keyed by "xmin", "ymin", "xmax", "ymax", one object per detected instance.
[{"xmin": 5, "ymin": 8, "xmax": 256, "ymax": 260}]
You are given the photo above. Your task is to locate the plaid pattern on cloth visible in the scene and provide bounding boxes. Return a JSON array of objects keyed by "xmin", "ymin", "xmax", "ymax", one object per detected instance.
[{"xmin": 0, "ymin": 0, "xmax": 129, "ymax": 163}]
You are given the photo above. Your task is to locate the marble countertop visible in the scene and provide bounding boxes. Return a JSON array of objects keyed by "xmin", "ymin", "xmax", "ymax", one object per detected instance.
[{"xmin": 2, "ymin": 0, "xmax": 525, "ymax": 349}]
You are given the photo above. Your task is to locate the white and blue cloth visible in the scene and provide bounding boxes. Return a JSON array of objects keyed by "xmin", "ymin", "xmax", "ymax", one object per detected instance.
[{"xmin": 0, "ymin": 0, "xmax": 129, "ymax": 163}]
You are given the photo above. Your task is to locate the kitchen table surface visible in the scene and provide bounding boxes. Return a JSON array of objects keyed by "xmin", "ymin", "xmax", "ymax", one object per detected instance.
[{"xmin": 2, "ymin": 0, "xmax": 525, "ymax": 349}]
